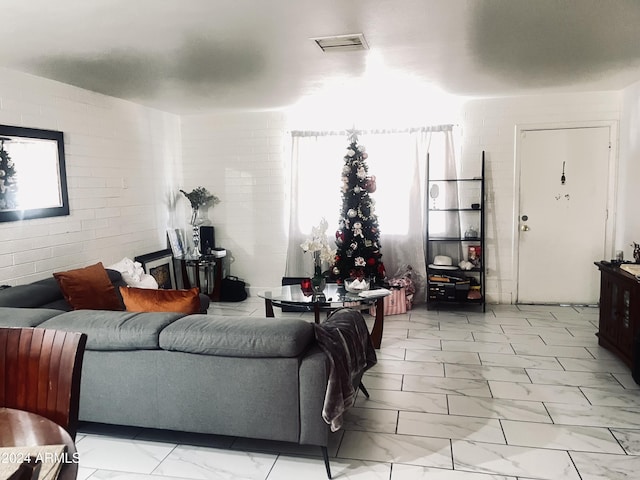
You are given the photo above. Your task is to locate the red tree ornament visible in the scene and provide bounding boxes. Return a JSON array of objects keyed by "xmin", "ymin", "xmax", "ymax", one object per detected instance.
[{"xmin": 364, "ymin": 175, "xmax": 377, "ymax": 193}]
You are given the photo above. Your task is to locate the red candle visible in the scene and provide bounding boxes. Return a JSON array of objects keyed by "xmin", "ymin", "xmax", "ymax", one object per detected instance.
[{"xmin": 300, "ymin": 278, "xmax": 313, "ymax": 296}]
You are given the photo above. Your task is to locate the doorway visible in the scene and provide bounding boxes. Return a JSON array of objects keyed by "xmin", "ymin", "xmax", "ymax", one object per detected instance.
[{"xmin": 516, "ymin": 125, "xmax": 612, "ymax": 304}]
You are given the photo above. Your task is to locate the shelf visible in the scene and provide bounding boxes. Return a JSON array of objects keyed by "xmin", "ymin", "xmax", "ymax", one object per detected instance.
[
  {"xmin": 429, "ymin": 178, "xmax": 482, "ymax": 182},
  {"xmin": 426, "ymin": 298, "xmax": 484, "ymax": 310},
  {"xmin": 428, "ymin": 267, "xmax": 482, "ymax": 273},
  {"xmin": 428, "ymin": 237, "xmax": 481, "ymax": 242},
  {"xmin": 428, "ymin": 208, "xmax": 481, "ymax": 212},
  {"xmin": 426, "ymin": 151, "xmax": 485, "ymax": 312},
  {"xmin": 427, "ymin": 297, "xmax": 484, "ymax": 304}
]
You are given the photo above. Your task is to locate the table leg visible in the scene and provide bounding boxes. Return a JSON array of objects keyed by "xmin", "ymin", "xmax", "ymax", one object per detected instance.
[
  {"xmin": 370, "ymin": 297, "xmax": 384, "ymax": 349},
  {"xmin": 203, "ymin": 263, "xmax": 211, "ymax": 296},
  {"xmin": 193, "ymin": 260, "xmax": 202, "ymax": 292},
  {"xmin": 180, "ymin": 259, "xmax": 190, "ymax": 290},
  {"xmin": 314, "ymin": 303, "xmax": 321, "ymax": 324},
  {"xmin": 212, "ymin": 259, "xmax": 223, "ymax": 302},
  {"xmin": 265, "ymin": 299, "xmax": 275, "ymax": 318}
]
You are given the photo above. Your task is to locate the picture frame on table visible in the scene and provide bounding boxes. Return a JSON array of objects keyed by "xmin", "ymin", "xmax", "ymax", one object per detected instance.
[
  {"xmin": 166, "ymin": 228, "xmax": 186, "ymax": 258},
  {"xmin": 134, "ymin": 249, "xmax": 176, "ymax": 289}
]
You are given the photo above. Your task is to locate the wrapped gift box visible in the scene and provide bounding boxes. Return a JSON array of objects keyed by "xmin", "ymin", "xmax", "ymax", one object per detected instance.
[{"xmin": 369, "ymin": 287, "xmax": 407, "ymax": 316}]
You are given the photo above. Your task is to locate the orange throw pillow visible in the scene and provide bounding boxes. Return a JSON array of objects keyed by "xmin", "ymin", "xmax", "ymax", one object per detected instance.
[
  {"xmin": 120, "ymin": 286, "xmax": 201, "ymax": 314},
  {"xmin": 53, "ymin": 262, "xmax": 123, "ymax": 310}
]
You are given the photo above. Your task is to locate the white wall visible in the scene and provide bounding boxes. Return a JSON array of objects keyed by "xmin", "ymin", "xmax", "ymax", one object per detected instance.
[
  {"xmin": 181, "ymin": 91, "xmax": 623, "ymax": 302},
  {"xmin": 0, "ymin": 68, "xmax": 181, "ymax": 285},
  {"xmin": 459, "ymin": 92, "xmax": 621, "ymax": 303},
  {"xmin": 618, "ymin": 80, "xmax": 640, "ymax": 258},
  {"xmin": 0, "ymin": 65, "xmax": 627, "ymax": 303},
  {"xmin": 180, "ymin": 112, "xmax": 288, "ymax": 291}
]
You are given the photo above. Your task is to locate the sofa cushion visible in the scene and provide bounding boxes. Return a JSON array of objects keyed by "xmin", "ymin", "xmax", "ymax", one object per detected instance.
[
  {"xmin": 39, "ymin": 299, "xmax": 74, "ymax": 311},
  {"xmin": 120, "ymin": 286, "xmax": 200, "ymax": 314},
  {"xmin": 0, "ymin": 283, "xmax": 63, "ymax": 308},
  {"xmin": 53, "ymin": 262, "xmax": 124, "ymax": 311},
  {"xmin": 159, "ymin": 315, "xmax": 314, "ymax": 358},
  {"xmin": 0, "ymin": 307, "xmax": 64, "ymax": 327},
  {"xmin": 39, "ymin": 310, "xmax": 186, "ymax": 351}
]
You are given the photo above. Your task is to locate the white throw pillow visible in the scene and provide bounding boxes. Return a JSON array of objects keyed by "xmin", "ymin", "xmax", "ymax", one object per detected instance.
[{"xmin": 107, "ymin": 257, "xmax": 158, "ymax": 289}]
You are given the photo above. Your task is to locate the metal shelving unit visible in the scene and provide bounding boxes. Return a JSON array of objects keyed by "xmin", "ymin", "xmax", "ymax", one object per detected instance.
[{"xmin": 426, "ymin": 151, "xmax": 485, "ymax": 311}]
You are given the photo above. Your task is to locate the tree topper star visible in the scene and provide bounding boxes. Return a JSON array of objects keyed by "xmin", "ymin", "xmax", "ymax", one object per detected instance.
[{"xmin": 346, "ymin": 128, "xmax": 360, "ymax": 144}]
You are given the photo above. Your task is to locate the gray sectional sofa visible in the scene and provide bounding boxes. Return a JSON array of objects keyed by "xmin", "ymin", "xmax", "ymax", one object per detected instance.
[{"xmin": 0, "ymin": 270, "xmax": 373, "ymax": 478}]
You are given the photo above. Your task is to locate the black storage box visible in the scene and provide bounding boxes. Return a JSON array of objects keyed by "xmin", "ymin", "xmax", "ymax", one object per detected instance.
[
  {"xmin": 428, "ymin": 282, "xmax": 456, "ymax": 301},
  {"xmin": 455, "ymin": 282, "xmax": 471, "ymax": 301}
]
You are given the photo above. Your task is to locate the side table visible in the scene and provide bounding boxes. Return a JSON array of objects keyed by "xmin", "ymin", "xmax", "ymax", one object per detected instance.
[
  {"xmin": 594, "ymin": 261, "xmax": 640, "ymax": 372},
  {"xmin": 0, "ymin": 407, "xmax": 78, "ymax": 480},
  {"xmin": 178, "ymin": 252, "xmax": 226, "ymax": 301}
]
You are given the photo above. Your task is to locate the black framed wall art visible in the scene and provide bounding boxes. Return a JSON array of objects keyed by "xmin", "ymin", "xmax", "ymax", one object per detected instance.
[{"xmin": 0, "ymin": 124, "xmax": 69, "ymax": 222}]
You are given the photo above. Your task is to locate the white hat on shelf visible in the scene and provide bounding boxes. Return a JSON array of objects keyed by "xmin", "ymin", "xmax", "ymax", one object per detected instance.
[{"xmin": 429, "ymin": 255, "xmax": 457, "ymax": 270}]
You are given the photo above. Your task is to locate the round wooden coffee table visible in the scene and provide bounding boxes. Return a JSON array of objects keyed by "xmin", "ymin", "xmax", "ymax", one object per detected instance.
[{"xmin": 0, "ymin": 407, "xmax": 78, "ymax": 480}]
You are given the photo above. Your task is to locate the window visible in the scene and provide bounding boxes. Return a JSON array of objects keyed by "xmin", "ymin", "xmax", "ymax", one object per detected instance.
[
  {"xmin": 293, "ymin": 132, "xmax": 418, "ymax": 236},
  {"xmin": 286, "ymin": 126, "xmax": 458, "ymax": 295}
]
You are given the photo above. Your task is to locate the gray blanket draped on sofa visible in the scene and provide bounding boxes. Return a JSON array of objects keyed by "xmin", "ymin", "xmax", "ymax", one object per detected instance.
[{"xmin": 313, "ymin": 308, "xmax": 377, "ymax": 431}]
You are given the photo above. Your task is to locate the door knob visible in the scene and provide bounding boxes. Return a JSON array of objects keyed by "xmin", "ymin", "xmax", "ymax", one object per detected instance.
[{"xmin": 521, "ymin": 225, "xmax": 530, "ymax": 231}]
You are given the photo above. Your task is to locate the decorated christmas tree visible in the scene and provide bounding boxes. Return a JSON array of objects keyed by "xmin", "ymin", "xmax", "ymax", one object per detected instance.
[
  {"xmin": 332, "ymin": 131, "xmax": 385, "ymax": 284},
  {"xmin": 0, "ymin": 138, "xmax": 18, "ymax": 210}
]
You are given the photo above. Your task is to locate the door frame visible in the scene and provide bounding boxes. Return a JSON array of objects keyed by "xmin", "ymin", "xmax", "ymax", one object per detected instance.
[{"xmin": 512, "ymin": 120, "xmax": 619, "ymax": 304}]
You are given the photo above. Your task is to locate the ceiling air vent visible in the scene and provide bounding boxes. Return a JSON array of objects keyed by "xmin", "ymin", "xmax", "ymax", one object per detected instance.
[{"xmin": 311, "ymin": 33, "xmax": 369, "ymax": 52}]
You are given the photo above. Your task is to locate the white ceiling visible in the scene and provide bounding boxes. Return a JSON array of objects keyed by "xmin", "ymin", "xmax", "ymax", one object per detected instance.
[{"xmin": 3, "ymin": 0, "xmax": 640, "ymax": 115}]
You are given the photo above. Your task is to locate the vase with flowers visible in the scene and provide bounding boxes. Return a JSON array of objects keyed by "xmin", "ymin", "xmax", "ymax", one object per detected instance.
[
  {"xmin": 180, "ymin": 187, "xmax": 220, "ymax": 257},
  {"xmin": 300, "ymin": 218, "xmax": 336, "ymax": 294}
]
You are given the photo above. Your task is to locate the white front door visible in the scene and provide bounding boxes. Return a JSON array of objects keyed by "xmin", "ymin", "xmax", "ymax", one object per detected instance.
[{"xmin": 517, "ymin": 126, "xmax": 611, "ymax": 304}]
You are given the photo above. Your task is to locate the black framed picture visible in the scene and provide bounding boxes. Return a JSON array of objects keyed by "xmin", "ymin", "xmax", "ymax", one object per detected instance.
[
  {"xmin": 134, "ymin": 249, "xmax": 176, "ymax": 289},
  {"xmin": 0, "ymin": 124, "xmax": 69, "ymax": 222}
]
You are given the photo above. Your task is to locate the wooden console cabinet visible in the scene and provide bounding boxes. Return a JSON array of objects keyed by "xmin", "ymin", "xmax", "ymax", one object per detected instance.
[{"xmin": 594, "ymin": 261, "xmax": 640, "ymax": 368}]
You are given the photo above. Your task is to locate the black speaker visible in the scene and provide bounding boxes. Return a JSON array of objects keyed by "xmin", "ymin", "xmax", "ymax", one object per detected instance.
[{"xmin": 200, "ymin": 226, "xmax": 215, "ymax": 254}]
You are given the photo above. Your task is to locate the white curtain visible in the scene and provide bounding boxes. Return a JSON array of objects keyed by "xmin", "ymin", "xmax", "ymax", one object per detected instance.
[
  {"xmin": 426, "ymin": 129, "xmax": 464, "ymax": 266},
  {"xmin": 285, "ymin": 126, "xmax": 457, "ymax": 303},
  {"xmin": 285, "ymin": 133, "xmax": 346, "ymax": 279}
]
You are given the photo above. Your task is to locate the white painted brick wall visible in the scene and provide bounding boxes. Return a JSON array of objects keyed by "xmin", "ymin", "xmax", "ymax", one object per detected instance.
[
  {"xmin": 180, "ymin": 112, "xmax": 288, "ymax": 291},
  {"xmin": 181, "ymin": 91, "xmax": 622, "ymax": 302},
  {"xmin": 460, "ymin": 91, "xmax": 621, "ymax": 303},
  {"xmin": 0, "ymin": 68, "xmax": 181, "ymax": 285},
  {"xmin": 0, "ymin": 64, "xmax": 629, "ymax": 305},
  {"xmin": 618, "ymin": 79, "xmax": 640, "ymax": 258}
]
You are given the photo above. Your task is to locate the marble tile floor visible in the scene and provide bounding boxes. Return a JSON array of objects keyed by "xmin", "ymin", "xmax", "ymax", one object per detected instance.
[{"xmin": 74, "ymin": 299, "xmax": 640, "ymax": 479}]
